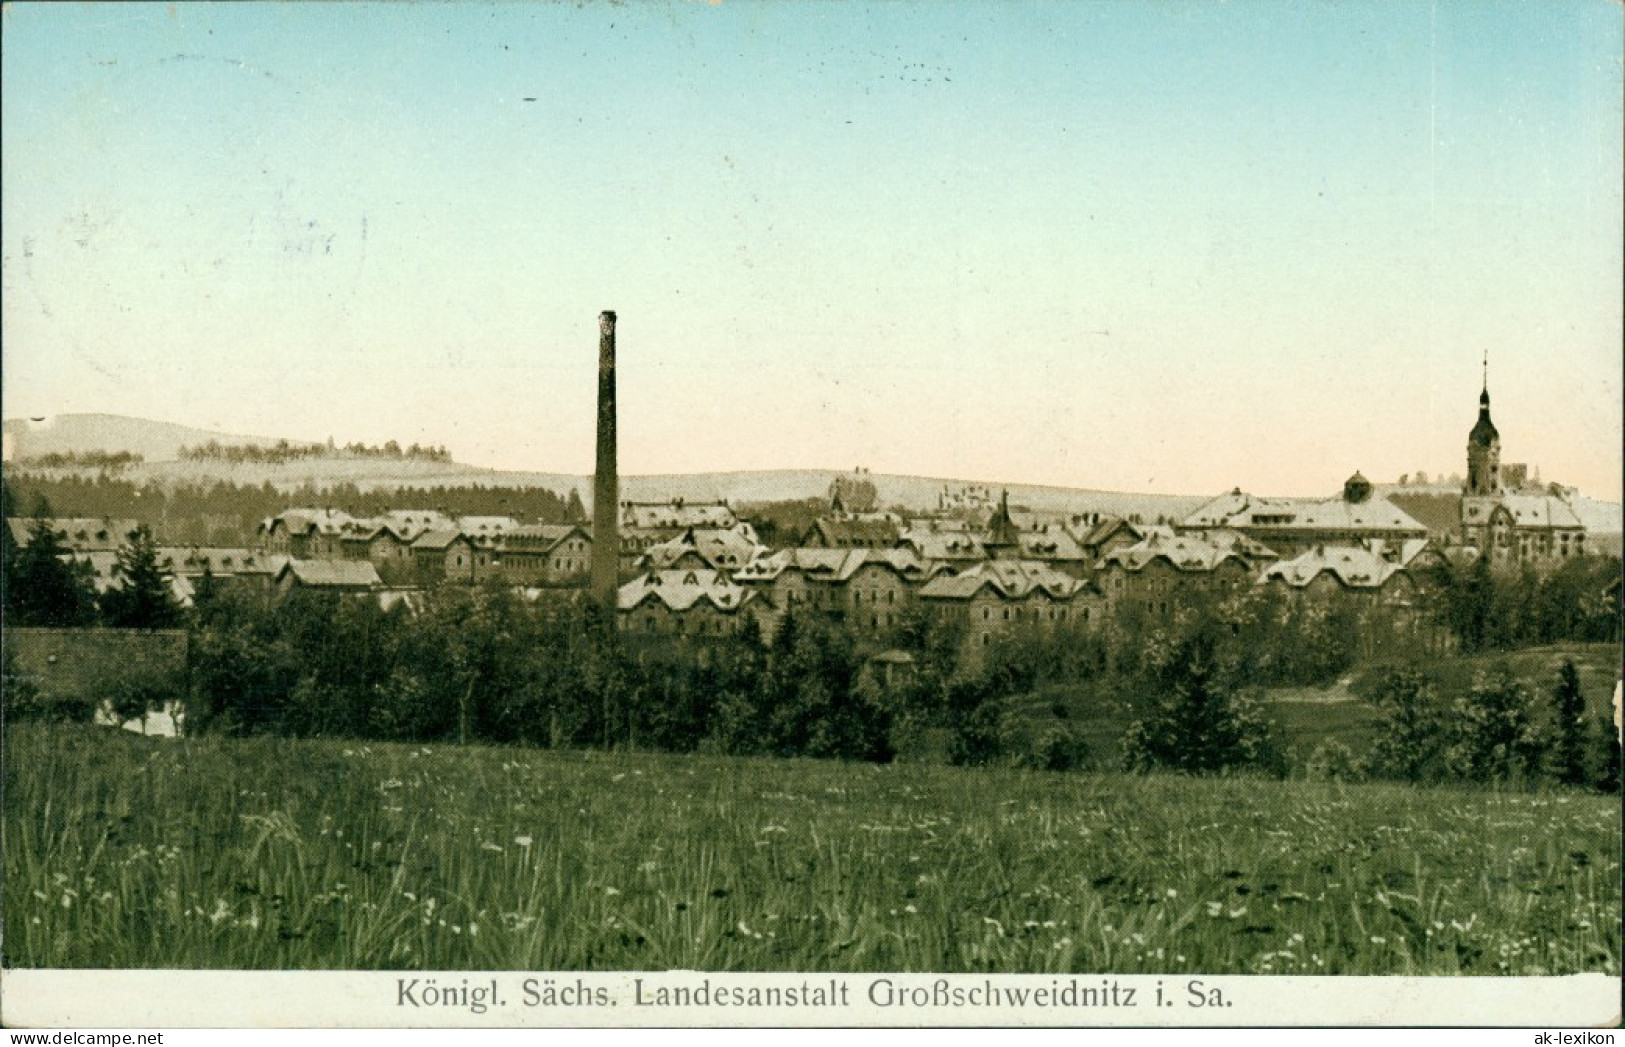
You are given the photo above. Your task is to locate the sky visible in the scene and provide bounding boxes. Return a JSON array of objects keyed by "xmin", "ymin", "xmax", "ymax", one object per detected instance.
[{"xmin": 3, "ymin": 1, "xmax": 1620, "ymax": 498}]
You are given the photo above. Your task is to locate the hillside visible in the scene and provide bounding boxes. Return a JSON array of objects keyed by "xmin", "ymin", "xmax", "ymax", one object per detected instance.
[
  {"xmin": 5, "ymin": 413, "xmax": 1616, "ymax": 529},
  {"xmin": 1003, "ymin": 642, "xmax": 1623, "ymax": 769},
  {"xmin": 2, "ymin": 413, "xmax": 286, "ymax": 463}
]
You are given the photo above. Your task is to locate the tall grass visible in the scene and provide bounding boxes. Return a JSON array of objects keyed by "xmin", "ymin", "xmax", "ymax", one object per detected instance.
[{"xmin": 3, "ymin": 723, "xmax": 1617, "ymax": 974}]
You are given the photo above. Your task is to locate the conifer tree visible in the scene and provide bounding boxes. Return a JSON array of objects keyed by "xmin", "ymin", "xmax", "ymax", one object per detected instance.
[
  {"xmin": 6, "ymin": 512, "xmax": 99, "ymax": 627},
  {"xmin": 1550, "ymin": 659, "xmax": 1589, "ymax": 787},
  {"xmin": 100, "ymin": 525, "xmax": 183, "ymax": 629}
]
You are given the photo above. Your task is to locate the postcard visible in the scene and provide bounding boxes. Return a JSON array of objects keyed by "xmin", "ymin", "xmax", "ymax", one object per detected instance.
[{"xmin": 1, "ymin": 0, "xmax": 1620, "ymax": 1032}]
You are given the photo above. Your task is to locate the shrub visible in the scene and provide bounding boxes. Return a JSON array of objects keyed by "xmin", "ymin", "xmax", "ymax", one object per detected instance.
[
  {"xmin": 1305, "ymin": 739, "xmax": 1364, "ymax": 783},
  {"xmin": 1360, "ymin": 668, "xmax": 1451, "ymax": 783},
  {"xmin": 1012, "ymin": 722, "xmax": 1093, "ymax": 773},
  {"xmin": 1445, "ymin": 670, "xmax": 1552, "ymax": 784},
  {"xmin": 1120, "ymin": 631, "xmax": 1285, "ymax": 777}
]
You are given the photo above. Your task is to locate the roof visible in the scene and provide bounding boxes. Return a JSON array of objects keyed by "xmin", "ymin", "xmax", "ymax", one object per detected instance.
[
  {"xmin": 377, "ymin": 510, "xmax": 456, "ymax": 540},
  {"xmin": 261, "ymin": 508, "xmax": 357, "ymax": 537},
  {"xmin": 734, "ymin": 546, "xmax": 935, "ymax": 585},
  {"xmin": 1261, "ymin": 540, "xmax": 1435, "ymax": 591},
  {"xmin": 157, "ymin": 546, "xmax": 274, "ymax": 576},
  {"xmin": 1078, "ymin": 516, "xmax": 1144, "ymax": 550},
  {"xmin": 276, "ymin": 559, "xmax": 383, "ymax": 589},
  {"xmin": 1469, "ymin": 389, "xmax": 1500, "ymax": 447},
  {"xmin": 983, "ymin": 491, "xmax": 1021, "ymax": 548},
  {"xmin": 804, "ymin": 517, "xmax": 902, "ymax": 549},
  {"xmin": 1495, "ymin": 494, "xmax": 1584, "ymax": 530},
  {"xmin": 1186, "ymin": 528, "xmax": 1278, "ymax": 563},
  {"xmin": 458, "ymin": 516, "xmax": 521, "ymax": 545},
  {"xmin": 1097, "ymin": 531, "xmax": 1256, "ymax": 574},
  {"xmin": 918, "ymin": 560, "xmax": 1085, "ymax": 602},
  {"xmin": 1182, "ymin": 488, "xmax": 1427, "ymax": 536},
  {"xmin": 1386, "ymin": 491, "xmax": 1466, "ymax": 536},
  {"xmin": 410, "ymin": 528, "xmax": 468, "ymax": 551},
  {"xmin": 6, "ymin": 517, "xmax": 139, "ymax": 552},
  {"xmin": 900, "ymin": 531, "xmax": 988, "ymax": 562},
  {"xmin": 1015, "ymin": 527, "xmax": 1088, "ymax": 562},
  {"xmin": 620, "ymin": 501, "xmax": 737, "ymax": 530},
  {"xmin": 617, "ymin": 569, "xmax": 755, "ymax": 613},
  {"xmin": 640, "ymin": 527, "xmax": 764, "ymax": 571},
  {"xmin": 498, "ymin": 524, "xmax": 588, "ymax": 552}
]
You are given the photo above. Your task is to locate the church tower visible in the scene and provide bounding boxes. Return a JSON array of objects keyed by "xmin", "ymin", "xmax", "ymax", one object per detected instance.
[{"xmin": 1465, "ymin": 360, "xmax": 1501, "ymax": 497}]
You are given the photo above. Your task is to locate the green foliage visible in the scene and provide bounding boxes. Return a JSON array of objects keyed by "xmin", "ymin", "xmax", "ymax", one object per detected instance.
[
  {"xmin": 1008, "ymin": 718, "xmax": 1094, "ymax": 773},
  {"xmin": 4, "ymin": 514, "xmax": 99, "ymax": 627},
  {"xmin": 99, "ymin": 525, "xmax": 184, "ymax": 630},
  {"xmin": 1591, "ymin": 716, "xmax": 1621, "ymax": 795},
  {"xmin": 1304, "ymin": 739, "xmax": 1363, "ymax": 783},
  {"xmin": 3, "ymin": 474, "xmax": 576, "ymax": 547},
  {"xmin": 564, "ymin": 488, "xmax": 587, "ymax": 524},
  {"xmin": 1360, "ymin": 669, "xmax": 1451, "ymax": 783},
  {"xmin": 734, "ymin": 497, "xmax": 824, "ymax": 550},
  {"xmin": 1120, "ymin": 629, "xmax": 1286, "ymax": 777},
  {"xmin": 10, "ymin": 724, "xmax": 1617, "ymax": 972},
  {"xmin": 1444, "ymin": 671, "xmax": 1552, "ymax": 784},
  {"xmin": 1, "ymin": 646, "xmax": 50, "ymax": 721},
  {"xmin": 90, "ymin": 658, "xmax": 184, "ymax": 729},
  {"xmin": 1549, "ymin": 659, "xmax": 1589, "ymax": 788},
  {"xmin": 1425, "ymin": 554, "xmax": 1621, "ymax": 653},
  {"xmin": 754, "ymin": 611, "xmax": 893, "ymax": 762}
]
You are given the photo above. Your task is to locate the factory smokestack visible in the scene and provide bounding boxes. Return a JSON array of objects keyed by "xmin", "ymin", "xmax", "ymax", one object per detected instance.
[{"xmin": 591, "ymin": 310, "xmax": 619, "ymax": 618}]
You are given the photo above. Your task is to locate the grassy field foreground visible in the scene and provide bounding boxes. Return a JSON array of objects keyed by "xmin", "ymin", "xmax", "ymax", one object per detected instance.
[{"xmin": 3, "ymin": 723, "xmax": 1618, "ymax": 975}]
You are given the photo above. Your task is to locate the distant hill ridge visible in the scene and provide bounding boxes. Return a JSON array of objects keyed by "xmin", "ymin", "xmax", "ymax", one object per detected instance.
[
  {"xmin": 4, "ymin": 413, "xmax": 286, "ymax": 464},
  {"xmin": 5, "ymin": 413, "xmax": 1619, "ymax": 529}
]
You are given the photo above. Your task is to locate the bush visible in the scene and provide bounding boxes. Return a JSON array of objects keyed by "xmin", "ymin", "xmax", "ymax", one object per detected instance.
[
  {"xmin": 1445, "ymin": 670, "xmax": 1552, "ymax": 784},
  {"xmin": 1360, "ymin": 668, "xmax": 1451, "ymax": 783},
  {"xmin": 1011, "ymin": 721, "xmax": 1093, "ymax": 773},
  {"xmin": 1120, "ymin": 631, "xmax": 1285, "ymax": 777},
  {"xmin": 1305, "ymin": 739, "xmax": 1364, "ymax": 783}
]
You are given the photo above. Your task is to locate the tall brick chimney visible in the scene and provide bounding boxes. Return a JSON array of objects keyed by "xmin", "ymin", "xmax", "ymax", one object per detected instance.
[{"xmin": 591, "ymin": 310, "xmax": 619, "ymax": 617}]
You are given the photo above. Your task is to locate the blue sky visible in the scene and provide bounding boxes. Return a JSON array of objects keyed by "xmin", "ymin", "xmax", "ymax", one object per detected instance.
[{"xmin": 3, "ymin": 1, "xmax": 1620, "ymax": 496}]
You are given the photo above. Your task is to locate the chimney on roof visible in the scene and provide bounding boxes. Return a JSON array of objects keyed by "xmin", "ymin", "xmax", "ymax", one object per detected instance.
[{"xmin": 591, "ymin": 311, "xmax": 619, "ymax": 619}]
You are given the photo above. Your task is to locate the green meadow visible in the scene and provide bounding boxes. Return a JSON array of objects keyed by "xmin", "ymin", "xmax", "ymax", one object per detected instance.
[{"xmin": 4, "ymin": 722, "xmax": 1617, "ymax": 975}]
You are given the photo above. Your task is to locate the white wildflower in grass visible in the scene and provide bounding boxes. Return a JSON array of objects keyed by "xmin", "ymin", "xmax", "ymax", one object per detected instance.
[
  {"xmin": 1165, "ymin": 888, "xmax": 1178, "ymax": 898},
  {"xmin": 604, "ymin": 886, "xmax": 620, "ymax": 897}
]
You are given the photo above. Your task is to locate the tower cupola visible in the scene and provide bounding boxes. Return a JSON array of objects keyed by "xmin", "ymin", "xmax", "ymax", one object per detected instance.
[{"xmin": 1465, "ymin": 367, "xmax": 1502, "ymax": 497}]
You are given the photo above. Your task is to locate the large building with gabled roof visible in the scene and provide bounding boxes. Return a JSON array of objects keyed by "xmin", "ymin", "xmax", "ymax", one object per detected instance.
[{"xmin": 1455, "ymin": 378, "xmax": 1588, "ymax": 564}]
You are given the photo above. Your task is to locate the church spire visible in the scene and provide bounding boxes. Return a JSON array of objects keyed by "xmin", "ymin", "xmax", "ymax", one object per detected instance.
[{"xmin": 1466, "ymin": 355, "xmax": 1501, "ymax": 496}]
